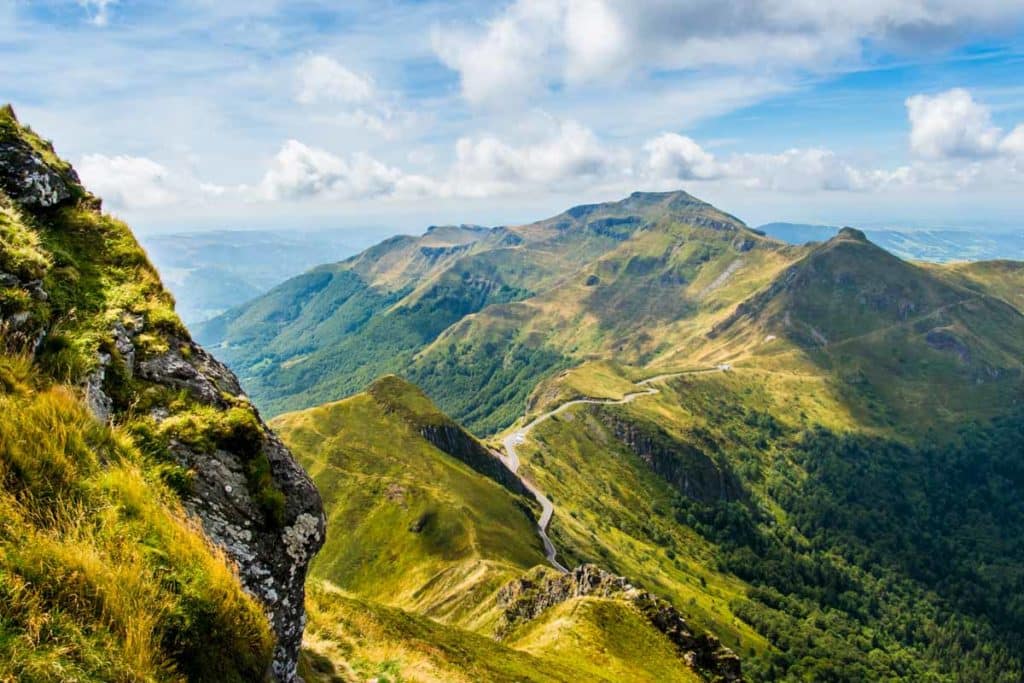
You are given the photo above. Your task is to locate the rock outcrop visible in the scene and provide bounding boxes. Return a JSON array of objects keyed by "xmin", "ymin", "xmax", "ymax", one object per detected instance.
[
  {"xmin": 0, "ymin": 108, "xmax": 76, "ymax": 208},
  {"xmin": 497, "ymin": 564, "xmax": 743, "ymax": 682},
  {"xmin": 0, "ymin": 106, "xmax": 324, "ymax": 681}
]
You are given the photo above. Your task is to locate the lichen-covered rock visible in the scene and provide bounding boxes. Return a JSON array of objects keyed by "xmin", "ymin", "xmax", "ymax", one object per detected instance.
[
  {"xmin": 0, "ymin": 135, "xmax": 74, "ymax": 208},
  {"xmin": 497, "ymin": 564, "xmax": 743, "ymax": 682},
  {"xmin": 108, "ymin": 323, "xmax": 326, "ymax": 681}
]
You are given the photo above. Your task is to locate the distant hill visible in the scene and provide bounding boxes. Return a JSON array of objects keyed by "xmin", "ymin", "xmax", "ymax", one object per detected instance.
[
  {"xmin": 759, "ymin": 222, "xmax": 1024, "ymax": 262},
  {"xmin": 197, "ymin": 190, "xmax": 795, "ymax": 431},
  {"xmin": 141, "ymin": 229, "xmax": 369, "ymax": 326}
]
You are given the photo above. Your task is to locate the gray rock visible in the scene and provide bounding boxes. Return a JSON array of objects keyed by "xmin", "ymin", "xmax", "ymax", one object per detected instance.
[
  {"xmin": 98, "ymin": 322, "xmax": 324, "ymax": 680},
  {"xmin": 0, "ymin": 137, "xmax": 74, "ymax": 208}
]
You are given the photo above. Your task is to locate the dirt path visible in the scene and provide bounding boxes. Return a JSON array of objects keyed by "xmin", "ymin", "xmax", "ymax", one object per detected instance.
[{"xmin": 494, "ymin": 367, "xmax": 720, "ymax": 573}]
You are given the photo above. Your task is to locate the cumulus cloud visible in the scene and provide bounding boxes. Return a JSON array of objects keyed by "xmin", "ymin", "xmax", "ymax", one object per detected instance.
[
  {"xmin": 78, "ymin": 154, "xmax": 180, "ymax": 208},
  {"xmin": 644, "ymin": 134, "xmax": 720, "ymax": 181},
  {"xmin": 447, "ymin": 120, "xmax": 628, "ymax": 196},
  {"xmin": 642, "ymin": 137, "xmax": 885, "ymax": 193},
  {"xmin": 906, "ymin": 89, "xmax": 1003, "ymax": 159},
  {"xmin": 258, "ymin": 139, "xmax": 429, "ymax": 201},
  {"xmin": 431, "ymin": 0, "xmax": 562, "ymax": 106},
  {"xmin": 294, "ymin": 55, "xmax": 409, "ymax": 137},
  {"xmin": 433, "ymin": 0, "xmax": 1024, "ymax": 106},
  {"xmin": 1002, "ymin": 125, "xmax": 1024, "ymax": 158}
]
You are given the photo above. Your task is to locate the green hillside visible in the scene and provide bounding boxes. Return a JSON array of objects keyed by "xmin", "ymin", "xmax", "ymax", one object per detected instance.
[
  {"xmin": 271, "ymin": 375, "xmax": 544, "ymax": 627},
  {"xmin": 197, "ymin": 178, "xmax": 1024, "ymax": 681},
  {"xmin": 274, "ymin": 376, "xmax": 734, "ymax": 682}
]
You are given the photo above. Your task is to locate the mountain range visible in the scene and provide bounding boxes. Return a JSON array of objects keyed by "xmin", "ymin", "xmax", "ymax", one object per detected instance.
[{"xmin": 200, "ymin": 186, "xmax": 1024, "ymax": 681}]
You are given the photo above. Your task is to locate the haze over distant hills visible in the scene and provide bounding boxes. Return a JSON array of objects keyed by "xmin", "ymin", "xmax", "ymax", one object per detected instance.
[
  {"xmin": 140, "ymin": 229, "xmax": 376, "ymax": 326},
  {"xmin": 759, "ymin": 222, "xmax": 1024, "ymax": 263}
]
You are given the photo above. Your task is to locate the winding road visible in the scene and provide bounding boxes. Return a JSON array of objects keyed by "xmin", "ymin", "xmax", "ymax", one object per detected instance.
[{"xmin": 493, "ymin": 368, "xmax": 722, "ymax": 573}]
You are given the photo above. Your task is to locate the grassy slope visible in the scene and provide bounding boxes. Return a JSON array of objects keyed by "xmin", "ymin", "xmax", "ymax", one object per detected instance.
[
  {"xmin": 505, "ymin": 364, "xmax": 1024, "ymax": 680},
  {"xmin": 473, "ymin": 228, "xmax": 1024, "ymax": 679},
  {"xmin": 270, "ymin": 376, "xmax": 545, "ymax": 629},
  {"xmin": 0, "ymin": 107, "xmax": 274, "ymax": 680},
  {"xmin": 300, "ymin": 580, "xmax": 588, "ymax": 683}
]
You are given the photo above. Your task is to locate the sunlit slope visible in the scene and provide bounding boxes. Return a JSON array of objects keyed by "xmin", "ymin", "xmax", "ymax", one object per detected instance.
[
  {"xmin": 276, "ymin": 376, "xmax": 722, "ymax": 682},
  {"xmin": 270, "ymin": 375, "xmax": 545, "ymax": 628},
  {"xmin": 681, "ymin": 228, "xmax": 1024, "ymax": 433},
  {"xmin": 503, "ymin": 364, "xmax": 1024, "ymax": 681}
]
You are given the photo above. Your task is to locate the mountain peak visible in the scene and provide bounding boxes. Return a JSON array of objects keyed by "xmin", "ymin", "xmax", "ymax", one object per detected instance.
[{"xmin": 836, "ymin": 226, "xmax": 868, "ymax": 242}]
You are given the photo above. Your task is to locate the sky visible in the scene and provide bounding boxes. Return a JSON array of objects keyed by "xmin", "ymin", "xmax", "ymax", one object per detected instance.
[{"xmin": 3, "ymin": 0, "xmax": 1024, "ymax": 238}]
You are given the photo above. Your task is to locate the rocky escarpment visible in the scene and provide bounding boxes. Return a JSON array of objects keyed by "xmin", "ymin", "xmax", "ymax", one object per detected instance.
[
  {"xmin": 497, "ymin": 565, "xmax": 743, "ymax": 682},
  {"xmin": 368, "ymin": 375, "xmax": 528, "ymax": 497},
  {"xmin": 0, "ymin": 106, "xmax": 324, "ymax": 681},
  {"xmin": 595, "ymin": 408, "xmax": 743, "ymax": 503},
  {"xmin": 110, "ymin": 331, "xmax": 325, "ymax": 681}
]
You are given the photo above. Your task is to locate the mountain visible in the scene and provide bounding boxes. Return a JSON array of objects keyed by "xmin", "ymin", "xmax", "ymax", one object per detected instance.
[
  {"xmin": 204, "ymin": 184, "xmax": 1024, "ymax": 680},
  {"xmin": 0, "ymin": 106, "xmax": 324, "ymax": 680},
  {"xmin": 140, "ymin": 229, "xmax": 365, "ymax": 326},
  {"xmin": 197, "ymin": 190, "xmax": 798, "ymax": 432},
  {"xmin": 759, "ymin": 221, "xmax": 1024, "ymax": 262},
  {"xmin": 273, "ymin": 376, "xmax": 741, "ymax": 682}
]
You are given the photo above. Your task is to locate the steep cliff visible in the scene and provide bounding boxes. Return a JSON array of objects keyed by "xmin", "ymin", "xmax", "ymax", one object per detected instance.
[{"xmin": 0, "ymin": 105, "xmax": 324, "ymax": 681}]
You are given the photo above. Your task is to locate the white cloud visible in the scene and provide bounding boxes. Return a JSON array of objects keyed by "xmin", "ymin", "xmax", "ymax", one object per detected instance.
[
  {"xmin": 433, "ymin": 1, "xmax": 1024, "ymax": 106},
  {"xmin": 906, "ymin": 89, "xmax": 1003, "ymax": 159},
  {"xmin": 644, "ymin": 134, "xmax": 720, "ymax": 181},
  {"xmin": 294, "ymin": 55, "xmax": 408, "ymax": 137},
  {"xmin": 78, "ymin": 0, "xmax": 118, "ymax": 27},
  {"xmin": 78, "ymin": 154, "xmax": 179, "ymax": 208},
  {"xmin": 448, "ymin": 120, "xmax": 627, "ymax": 196},
  {"xmin": 1000, "ymin": 125, "xmax": 1024, "ymax": 159},
  {"xmin": 296, "ymin": 55, "xmax": 375, "ymax": 105},
  {"xmin": 431, "ymin": 0, "xmax": 563, "ymax": 106},
  {"xmin": 258, "ymin": 139, "xmax": 413, "ymax": 201}
]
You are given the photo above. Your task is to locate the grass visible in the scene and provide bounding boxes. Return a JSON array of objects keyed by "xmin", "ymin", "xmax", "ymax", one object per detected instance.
[
  {"xmin": 0, "ymin": 357, "xmax": 273, "ymax": 682},
  {"xmin": 300, "ymin": 579, "xmax": 587, "ymax": 683},
  {"xmin": 0, "ymin": 106, "xmax": 280, "ymax": 680},
  {"xmin": 507, "ymin": 597, "xmax": 701, "ymax": 683}
]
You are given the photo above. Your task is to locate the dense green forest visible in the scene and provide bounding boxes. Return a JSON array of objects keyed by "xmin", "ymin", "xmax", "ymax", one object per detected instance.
[{"xmin": 671, "ymin": 408, "xmax": 1024, "ymax": 681}]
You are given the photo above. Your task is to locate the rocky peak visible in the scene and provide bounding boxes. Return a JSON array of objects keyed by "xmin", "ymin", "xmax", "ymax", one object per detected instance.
[
  {"xmin": 836, "ymin": 226, "xmax": 868, "ymax": 242},
  {"xmin": 0, "ymin": 106, "xmax": 78, "ymax": 209}
]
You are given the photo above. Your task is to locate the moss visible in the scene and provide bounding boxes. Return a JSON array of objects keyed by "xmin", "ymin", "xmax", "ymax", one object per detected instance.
[
  {"xmin": 246, "ymin": 452, "xmax": 287, "ymax": 527},
  {"xmin": 0, "ymin": 201, "xmax": 50, "ymax": 280}
]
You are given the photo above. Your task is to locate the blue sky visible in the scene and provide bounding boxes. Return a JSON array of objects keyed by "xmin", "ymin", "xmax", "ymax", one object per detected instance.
[{"xmin": 3, "ymin": 0, "xmax": 1024, "ymax": 237}]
